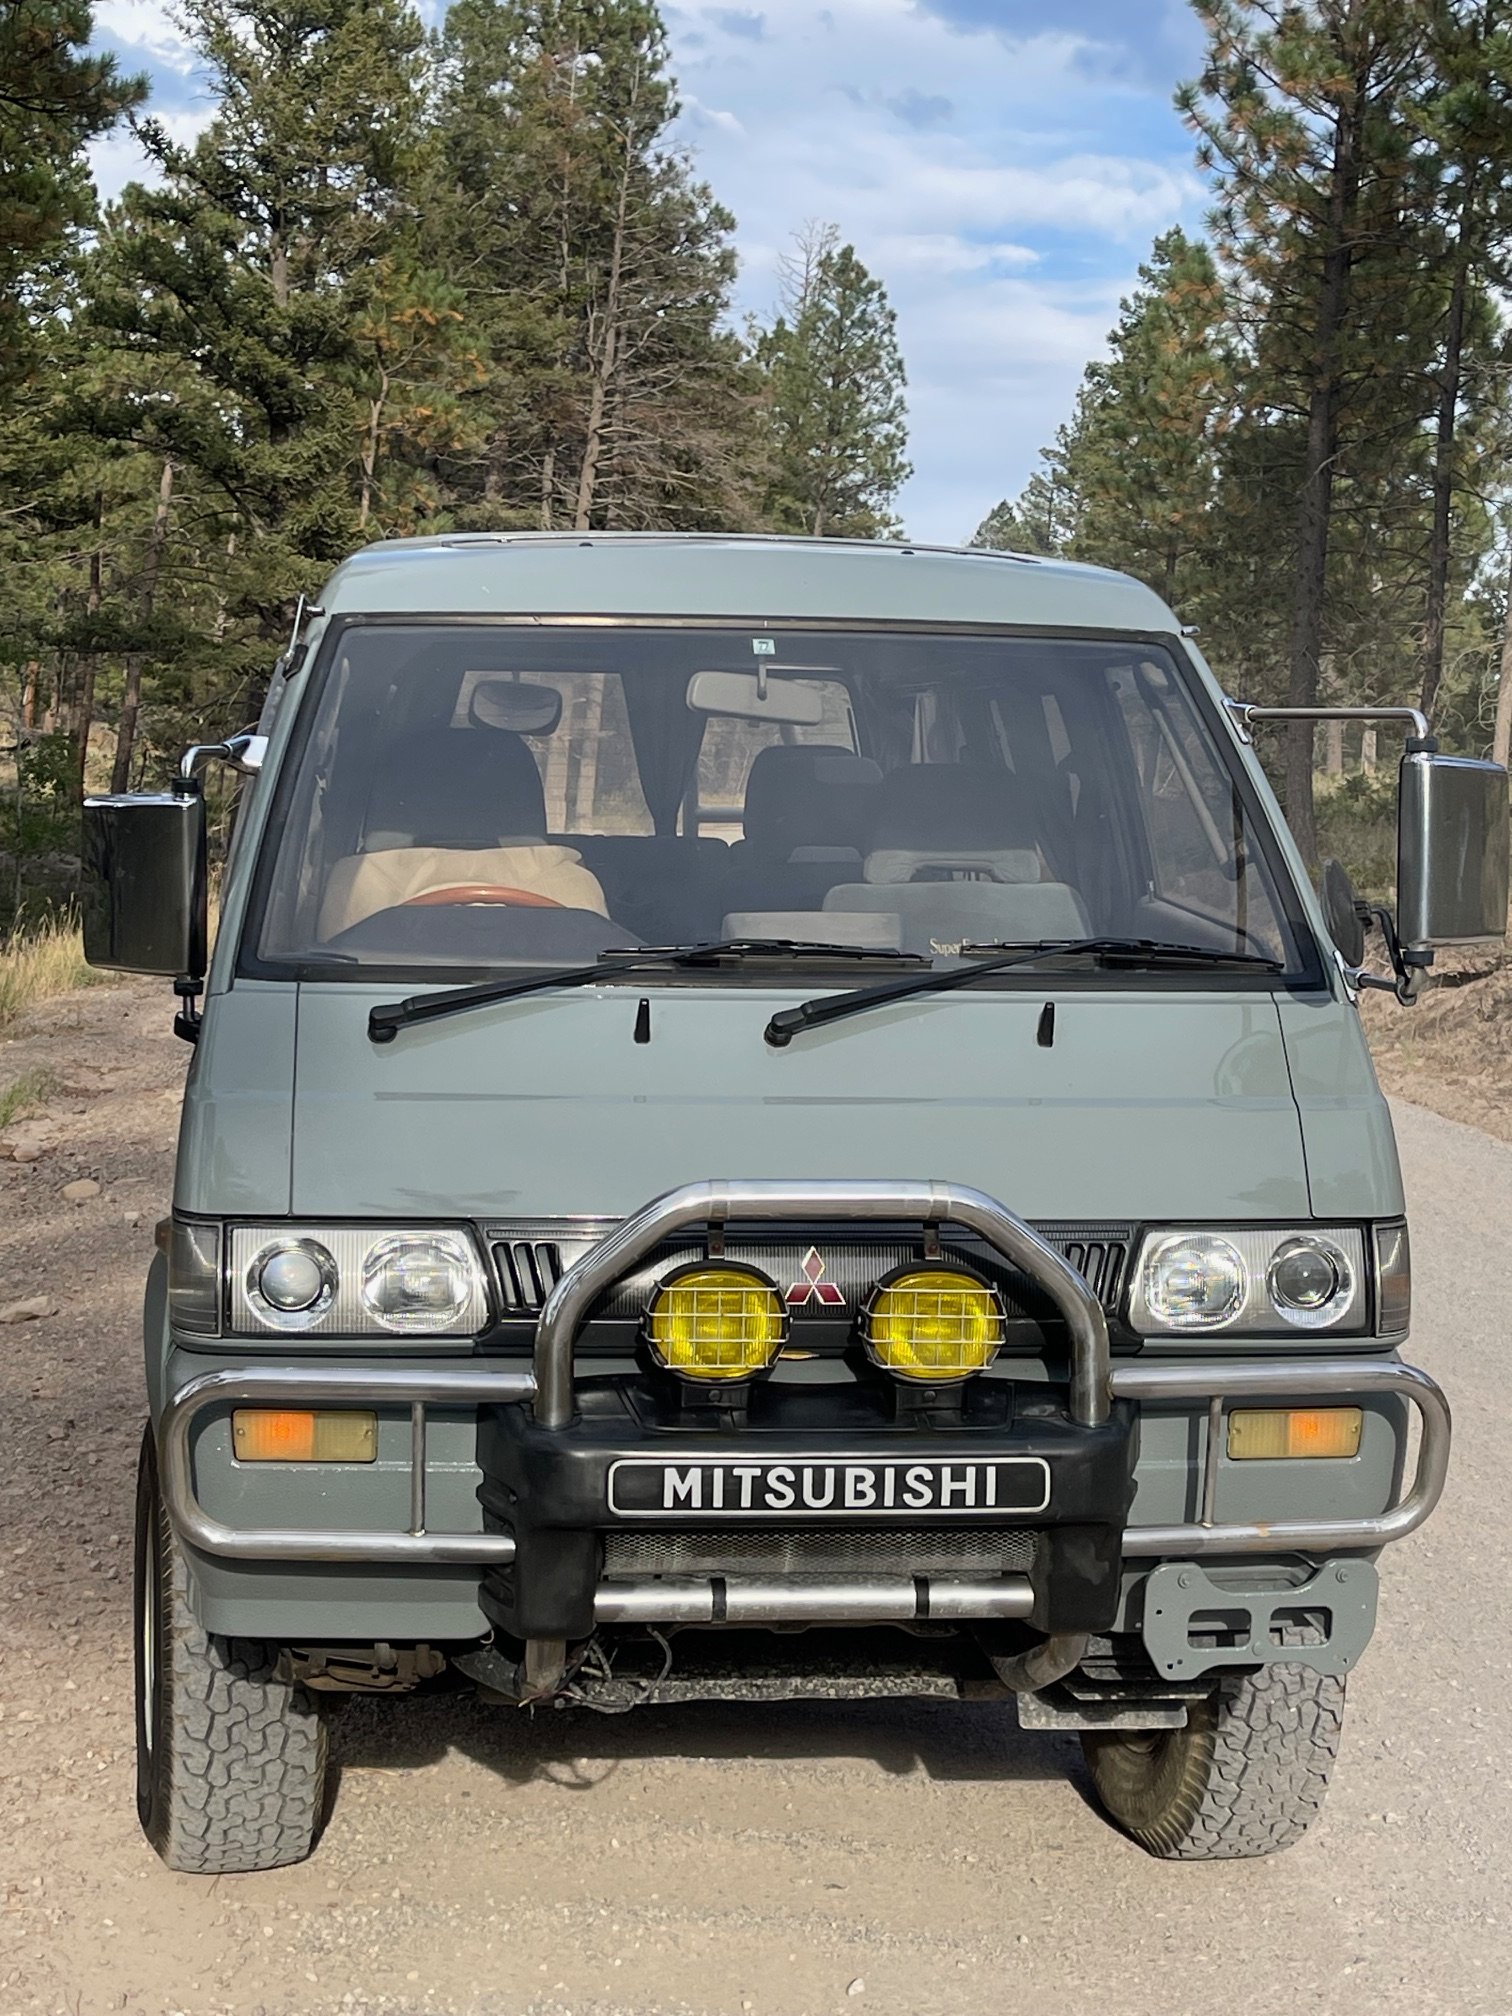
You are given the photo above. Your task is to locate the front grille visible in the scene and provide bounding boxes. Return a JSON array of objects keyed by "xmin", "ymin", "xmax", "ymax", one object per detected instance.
[
  {"xmin": 483, "ymin": 1222, "xmax": 1132, "ymax": 1324},
  {"xmin": 602, "ymin": 1524, "xmax": 1037, "ymax": 1578},
  {"xmin": 493, "ymin": 1240, "xmax": 562, "ymax": 1312}
]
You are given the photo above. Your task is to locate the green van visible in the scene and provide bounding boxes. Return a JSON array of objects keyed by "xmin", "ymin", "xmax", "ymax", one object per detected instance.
[{"xmin": 83, "ymin": 533, "xmax": 1507, "ymax": 1872}]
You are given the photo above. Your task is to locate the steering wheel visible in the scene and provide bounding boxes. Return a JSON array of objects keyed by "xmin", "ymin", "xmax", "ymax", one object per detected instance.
[{"xmin": 401, "ymin": 884, "xmax": 565, "ymax": 909}]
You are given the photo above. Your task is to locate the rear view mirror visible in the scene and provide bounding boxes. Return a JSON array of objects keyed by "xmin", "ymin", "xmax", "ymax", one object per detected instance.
[
  {"xmin": 687, "ymin": 669, "xmax": 825, "ymax": 726},
  {"xmin": 81, "ymin": 789, "xmax": 207, "ymax": 981},
  {"xmin": 1320, "ymin": 859, "xmax": 1366, "ymax": 969},
  {"xmin": 467, "ymin": 678, "xmax": 564, "ymax": 735},
  {"xmin": 1398, "ymin": 752, "xmax": 1509, "ymax": 949}
]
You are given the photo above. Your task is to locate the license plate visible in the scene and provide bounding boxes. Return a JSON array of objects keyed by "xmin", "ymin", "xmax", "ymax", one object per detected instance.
[{"xmin": 606, "ymin": 1456, "xmax": 1051, "ymax": 1519}]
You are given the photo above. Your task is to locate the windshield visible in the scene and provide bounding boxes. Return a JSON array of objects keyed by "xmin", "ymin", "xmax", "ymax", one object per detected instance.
[{"xmin": 249, "ymin": 622, "xmax": 1308, "ymax": 979}]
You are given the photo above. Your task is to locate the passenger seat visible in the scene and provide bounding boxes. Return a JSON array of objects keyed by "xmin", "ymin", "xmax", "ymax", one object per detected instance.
[{"xmin": 722, "ymin": 746, "xmax": 882, "ymax": 917}]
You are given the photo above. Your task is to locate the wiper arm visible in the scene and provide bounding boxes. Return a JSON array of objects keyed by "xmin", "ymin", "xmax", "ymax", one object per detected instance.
[
  {"xmin": 368, "ymin": 939, "xmax": 921, "ymax": 1044},
  {"xmin": 763, "ymin": 937, "xmax": 1282, "ymax": 1049}
]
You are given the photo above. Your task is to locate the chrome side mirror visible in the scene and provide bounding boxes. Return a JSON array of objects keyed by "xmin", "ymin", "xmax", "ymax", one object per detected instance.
[
  {"xmin": 81, "ymin": 784, "xmax": 208, "ymax": 991},
  {"xmin": 1398, "ymin": 751, "xmax": 1509, "ymax": 952}
]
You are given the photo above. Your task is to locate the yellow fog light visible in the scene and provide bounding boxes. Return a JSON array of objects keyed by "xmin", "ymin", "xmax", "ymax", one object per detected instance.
[
  {"xmin": 861, "ymin": 1266, "xmax": 1006, "ymax": 1383},
  {"xmin": 643, "ymin": 1265, "xmax": 787, "ymax": 1381},
  {"xmin": 232, "ymin": 1409, "xmax": 378, "ymax": 1463},
  {"xmin": 1227, "ymin": 1407, "xmax": 1362, "ymax": 1461}
]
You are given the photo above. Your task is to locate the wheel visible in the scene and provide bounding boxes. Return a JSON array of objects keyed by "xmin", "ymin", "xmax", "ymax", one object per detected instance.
[
  {"xmin": 134, "ymin": 1425, "xmax": 328, "ymax": 1873},
  {"xmin": 1081, "ymin": 1661, "xmax": 1346, "ymax": 1860}
]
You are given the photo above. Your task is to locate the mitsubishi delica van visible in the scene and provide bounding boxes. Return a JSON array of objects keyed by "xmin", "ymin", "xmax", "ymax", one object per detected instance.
[{"xmin": 81, "ymin": 533, "xmax": 1509, "ymax": 1873}]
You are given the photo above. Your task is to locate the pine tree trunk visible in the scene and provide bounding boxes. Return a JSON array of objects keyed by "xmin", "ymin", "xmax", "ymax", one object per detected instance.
[
  {"xmin": 540, "ymin": 447, "xmax": 555, "ymax": 530},
  {"xmin": 20, "ymin": 663, "xmax": 37, "ymax": 732},
  {"xmin": 76, "ymin": 495, "xmax": 104, "ymax": 798},
  {"xmin": 1283, "ymin": 75, "xmax": 1364, "ymax": 868},
  {"xmin": 359, "ymin": 371, "xmax": 388, "ymax": 531},
  {"xmin": 1420, "ymin": 180, "xmax": 1475, "ymax": 722},
  {"xmin": 1493, "ymin": 542, "xmax": 1512, "ymax": 771},
  {"xmin": 573, "ymin": 90, "xmax": 633, "ymax": 532},
  {"xmin": 113, "ymin": 459, "xmax": 174, "ymax": 793}
]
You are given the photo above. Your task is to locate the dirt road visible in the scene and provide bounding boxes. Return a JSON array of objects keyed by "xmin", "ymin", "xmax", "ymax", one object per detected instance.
[{"xmin": 1, "ymin": 982, "xmax": 1506, "ymax": 2016}]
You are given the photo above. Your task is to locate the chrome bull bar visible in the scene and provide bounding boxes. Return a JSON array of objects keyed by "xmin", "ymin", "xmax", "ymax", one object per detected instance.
[
  {"xmin": 157, "ymin": 1178, "xmax": 1450, "ymax": 1576},
  {"xmin": 533, "ymin": 1178, "xmax": 1111, "ymax": 1429}
]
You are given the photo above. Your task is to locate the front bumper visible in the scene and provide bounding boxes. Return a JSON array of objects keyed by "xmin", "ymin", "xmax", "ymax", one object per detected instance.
[{"xmin": 158, "ymin": 1179, "xmax": 1451, "ymax": 1635}]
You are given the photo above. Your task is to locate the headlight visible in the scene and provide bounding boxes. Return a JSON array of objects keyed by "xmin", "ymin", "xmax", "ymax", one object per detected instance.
[
  {"xmin": 1266, "ymin": 1236, "xmax": 1352, "ymax": 1329},
  {"xmin": 226, "ymin": 1225, "xmax": 490, "ymax": 1337},
  {"xmin": 1142, "ymin": 1235, "xmax": 1247, "ymax": 1333},
  {"xmin": 361, "ymin": 1233, "xmax": 477, "ymax": 1334},
  {"xmin": 861, "ymin": 1266, "xmax": 1006, "ymax": 1382},
  {"xmin": 1127, "ymin": 1226, "xmax": 1370, "ymax": 1338},
  {"xmin": 643, "ymin": 1264, "xmax": 787, "ymax": 1382},
  {"xmin": 246, "ymin": 1238, "xmax": 338, "ymax": 1330}
]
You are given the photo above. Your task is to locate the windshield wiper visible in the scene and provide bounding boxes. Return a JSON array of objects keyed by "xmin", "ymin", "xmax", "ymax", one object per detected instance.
[
  {"xmin": 367, "ymin": 939, "xmax": 922, "ymax": 1044},
  {"xmin": 763, "ymin": 937, "xmax": 1284, "ymax": 1049}
]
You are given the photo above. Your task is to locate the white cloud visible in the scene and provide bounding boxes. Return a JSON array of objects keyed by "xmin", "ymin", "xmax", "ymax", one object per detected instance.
[{"xmin": 94, "ymin": 0, "xmax": 196, "ymax": 70}]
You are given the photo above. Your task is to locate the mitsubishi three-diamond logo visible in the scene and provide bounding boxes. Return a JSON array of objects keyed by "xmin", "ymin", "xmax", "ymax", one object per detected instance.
[{"xmin": 785, "ymin": 1246, "xmax": 846, "ymax": 1309}]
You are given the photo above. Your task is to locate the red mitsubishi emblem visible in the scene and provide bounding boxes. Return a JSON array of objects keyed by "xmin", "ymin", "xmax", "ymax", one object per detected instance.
[{"xmin": 786, "ymin": 1246, "xmax": 846, "ymax": 1308}]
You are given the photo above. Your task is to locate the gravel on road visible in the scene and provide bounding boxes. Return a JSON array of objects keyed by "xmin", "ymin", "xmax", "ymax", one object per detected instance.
[{"xmin": 0, "ymin": 982, "xmax": 1505, "ymax": 2016}]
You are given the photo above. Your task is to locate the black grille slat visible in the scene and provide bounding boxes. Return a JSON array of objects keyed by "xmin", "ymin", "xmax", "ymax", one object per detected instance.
[
  {"xmin": 493, "ymin": 1240, "xmax": 562, "ymax": 1314},
  {"xmin": 602, "ymin": 1524, "xmax": 1037, "ymax": 1579}
]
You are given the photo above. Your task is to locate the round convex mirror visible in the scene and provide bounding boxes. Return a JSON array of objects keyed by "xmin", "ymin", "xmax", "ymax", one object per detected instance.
[{"xmin": 1321, "ymin": 858, "xmax": 1366, "ymax": 968}]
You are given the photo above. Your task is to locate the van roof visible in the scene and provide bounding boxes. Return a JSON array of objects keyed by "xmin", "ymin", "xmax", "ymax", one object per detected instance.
[{"xmin": 317, "ymin": 532, "xmax": 1182, "ymax": 633}]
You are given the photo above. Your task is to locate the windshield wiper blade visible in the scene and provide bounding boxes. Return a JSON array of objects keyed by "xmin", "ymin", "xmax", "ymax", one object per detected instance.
[
  {"xmin": 368, "ymin": 939, "xmax": 921, "ymax": 1044},
  {"xmin": 962, "ymin": 937, "xmax": 1283, "ymax": 971},
  {"xmin": 763, "ymin": 937, "xmax": 1282, "ymax": 1049}
]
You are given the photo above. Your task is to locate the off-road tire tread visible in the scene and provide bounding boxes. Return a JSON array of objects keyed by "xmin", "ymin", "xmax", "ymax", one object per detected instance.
[
  {"xmin": 138, "ymin": 1432, "xmax": 327, "ymax": 1873},
  {"xmin": 1082, "ymin": 1660, "xmax": 1345, "ymax": 1861}
]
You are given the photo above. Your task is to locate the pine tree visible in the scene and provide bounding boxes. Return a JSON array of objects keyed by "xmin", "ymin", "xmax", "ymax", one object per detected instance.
[
  {"xmin": 0, "ymin": 0, "xmax": 144, "ymax": 391},
  {"xmin": 757, "ymin": 225, "xmax": 911, "ymax": 539},
  {"xmin": 83, "ymin": 0, "xmax": 433, "ymax": 619},
  {"xmin": 1415, "ymin": 0, "xmax": 1512, "ymax": 717},
  {"xmin": 427, "ymin": 0, "xmax": 756, "ymax": 531},
  {"xmin": 1180, "ymin": 0, "xmax": 1440, "ymax": 862}
]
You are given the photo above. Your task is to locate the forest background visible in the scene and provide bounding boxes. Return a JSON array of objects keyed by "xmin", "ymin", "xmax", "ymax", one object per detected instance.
[{"xmin": 5, "ymin": 0, "xmax": 1512, "ymax": 924}]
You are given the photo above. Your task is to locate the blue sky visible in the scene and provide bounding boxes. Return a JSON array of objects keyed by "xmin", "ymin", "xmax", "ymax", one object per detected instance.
[{"xmin": 87, "ymin": 0, "xmax": 1210, "ymax": 543}]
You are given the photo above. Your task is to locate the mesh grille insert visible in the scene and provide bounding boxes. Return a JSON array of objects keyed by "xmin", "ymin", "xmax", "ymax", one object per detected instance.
[{"xmin": 602, "ymin": 1524, "xmax": 1037, "ymax": 1579}]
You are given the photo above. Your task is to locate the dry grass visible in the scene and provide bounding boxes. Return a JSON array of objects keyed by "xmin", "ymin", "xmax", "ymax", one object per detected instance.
[
  {"xmin": 0, "ymin": 915, "xmax": 112, "ymax": 1030},
  {"xmin": 1363, "ymin": 938, "xmax": 1512, "ymax": 1141},
  {"xmin": 0, "ymin": 1065, "xmax": 57, "ymax": 1130}
]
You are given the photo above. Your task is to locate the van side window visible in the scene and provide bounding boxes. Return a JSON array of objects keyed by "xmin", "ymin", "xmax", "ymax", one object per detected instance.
[{"xmin": 1109, "ymin": 660, "xmax": 1265, "ymax": 943}]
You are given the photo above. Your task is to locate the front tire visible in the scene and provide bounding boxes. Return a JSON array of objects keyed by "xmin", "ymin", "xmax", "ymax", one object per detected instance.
[
  {"xmin": 1081, "ymin": 1660, "xmax": 1345, "ymax": 1860},
  {"xmin": 134, "ymin": 1426, "xmax": 328, "ymax": 1873}
]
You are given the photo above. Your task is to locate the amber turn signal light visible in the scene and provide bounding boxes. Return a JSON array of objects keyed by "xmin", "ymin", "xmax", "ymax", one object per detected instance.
[
  {"xmin": 1227, "ymin": 1407, "xmax": 1362, "ymax": 1461},
  {"xmin": 231, "ymin": 1409, "xmax": 377, "ymax": 1463}
]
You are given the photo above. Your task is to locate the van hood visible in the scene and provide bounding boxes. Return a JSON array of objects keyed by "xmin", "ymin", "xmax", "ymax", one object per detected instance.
[{"xmin": 258, "ymin": 982, "xmax": 1328, "ymax": 1224}]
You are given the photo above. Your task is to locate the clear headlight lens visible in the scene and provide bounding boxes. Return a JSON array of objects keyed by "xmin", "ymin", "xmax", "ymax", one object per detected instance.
[
  {"xmin": 1142, "ymin": 1236, "xmax": 1248, "ymax": 1332},
  {"xmin": 361, "ymin": 1233, "xmax": 477, "ymax": 1334},
  {"xmin": 1266, "ymin": 1236, "xmax": 1352, "ymax": 1329},
  {"xmin": 226, "ymin": 1225, "xmax": 490, "ymax": 1337},
  {"xmin": 1128, "ymin": 1225, "xmax": 1371, "ymax": 1338},
  {"xmin": 244, "ymin": 1238, "xmax": 338, "ymax": 1330}
]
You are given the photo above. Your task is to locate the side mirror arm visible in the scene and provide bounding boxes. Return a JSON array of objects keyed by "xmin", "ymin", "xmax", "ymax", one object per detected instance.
[{"xmin": 1352, "ymin": 900, "xmax": 1431, "ymax": 1006}]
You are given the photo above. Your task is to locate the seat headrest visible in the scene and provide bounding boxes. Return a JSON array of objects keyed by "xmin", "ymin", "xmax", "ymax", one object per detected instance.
[
  {"xmin": 871, "ymin": 765, "xmax": 1029, "ymax": 852},
  {"xmin": 365, "ymin": 728, "xmax": 547, "ymax": 849},
  {"xmin": 742, "ymin": 746, "xmax": 882, "ymax": 854}
]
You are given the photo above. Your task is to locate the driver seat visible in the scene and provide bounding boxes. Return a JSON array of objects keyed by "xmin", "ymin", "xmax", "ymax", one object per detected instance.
[{"xmin": 319, "ymin": 728, "xmax": 608, "ymax": 939}]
